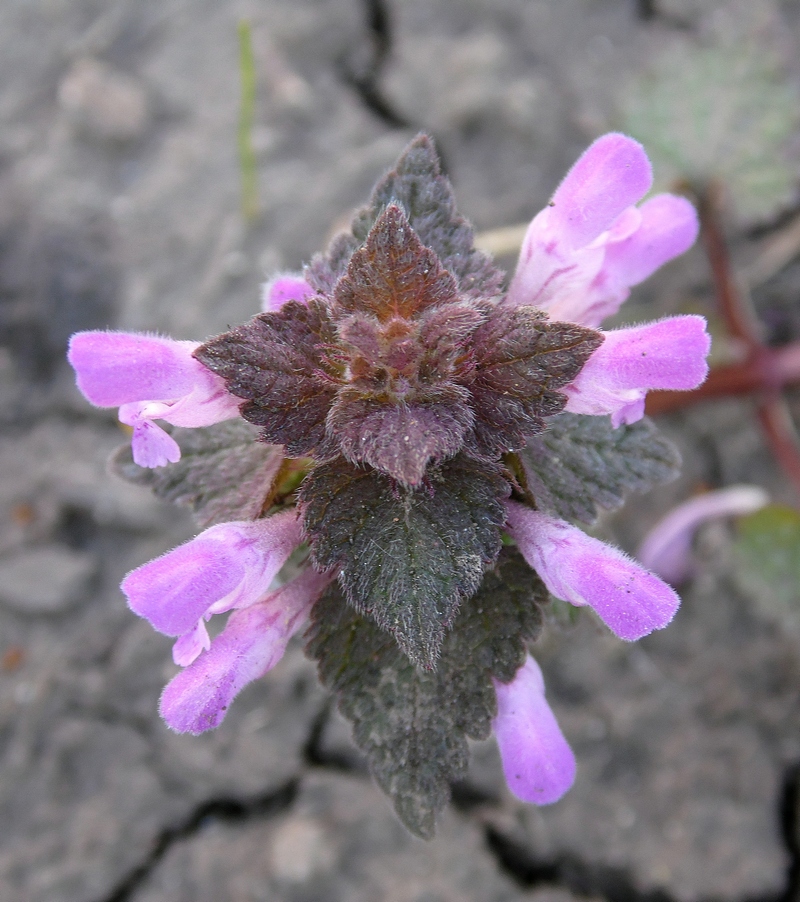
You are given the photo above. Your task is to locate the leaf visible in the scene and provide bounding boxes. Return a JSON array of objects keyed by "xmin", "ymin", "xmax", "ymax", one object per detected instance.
[
  {"xmin": 195, "ymin": 300, "xmax": 340, "ymax": 456},
  {"xmin": 622, "ymin": 41, "xmax": 799, "ymax": 224},
  {"xmin": 734, "ymin": 504, "xmax": 800, "ymax": 631},
  {"xmin": 110, "ymin": 420, "xmax": 285, "ymax": 528},
  {"xmin": 306, "ymin": 134, "xmax": 504, "ymax": 299},
  {"xmin": 333, "ymin": 204, "xmax": 459, "ymax": 322},
  {"xmin": 304, "ymin": 546, "xmax": 548, "ymax": 838},
  {"xmin": 467, "ymin": 305, "xmax": 603, "ymax": 456},
  {"xmin": 518, "ymin": 413, "xmax": 681, "ymax": 524},
  {"xmin": 327, "ymin": 387, "xmax": 474, "ymax": 486},
  {"xmin": 300, "ymin": 453, "xmax": 509, "ymax": 668}
]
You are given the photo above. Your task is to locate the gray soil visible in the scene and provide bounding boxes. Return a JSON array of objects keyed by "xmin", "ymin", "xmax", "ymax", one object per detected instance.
[{"xmin": 1, "ymin": 1, "xmax": 799, "ymax": 901}]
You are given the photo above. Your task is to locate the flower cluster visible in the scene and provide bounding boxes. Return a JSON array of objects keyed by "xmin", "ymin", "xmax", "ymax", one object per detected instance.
[{"xmin": 68, "ymin": 133, "xmax": 709, "ymax": 829}]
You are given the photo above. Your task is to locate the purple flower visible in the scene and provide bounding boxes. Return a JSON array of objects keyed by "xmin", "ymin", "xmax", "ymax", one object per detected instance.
[
  {"xmin": 507, "ymin": 133, "xmax": 708, "ymax": 426},
  {"xmin": 493, "ymin": 656, "xmax": 576, "ymax": 804},
  {"xmin": 637, "ymin": 485, "xmax": 769, "ymax": 584},
  {"xmin": 506, "ymin": 501, "xmax": 680, "ymax": 641},
  {"xmin": 67, "ymin": 331, "xmax": 241, "ymax": 467},
  {"xmin": 160, "ymin": 567, "xmax": 332, "ymax": 734},
  {"xmin": 261, "ymin": 272, "xmax": 315, "ymax": 312},
  {"xmin": 121, "ymin": 509, "xmax": 303, "ymax": 664},
  {"xmin": 507, "ymin": 133, "xmax": 699, "ymax": 328},
  {"xmin": 563, "ymin": 315, "xmax": 711, "ymax": 426}
]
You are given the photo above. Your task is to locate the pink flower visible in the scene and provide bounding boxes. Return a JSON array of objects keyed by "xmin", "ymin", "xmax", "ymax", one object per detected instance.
[
  {"xmin": 121, "ymin": 510, "xmax": 303, "ymax": 665},
  {"xmin": 506, "ymin": 501, "xmax": 680, "ymax": 641},
  {"xmin": 67, "ymin": 331, "xmax": 241, "ymax": 467},
  {"xmin": 507, "ymin": 133, "xmax": 708, "ymax": 426},
  {"xmin": 637, "ymin": 485, "xmax": 769, "ymax": 584},
  {"xmin": 508, "ymin": 133, "xmax": 698, "ymax": 327},
  {"xmin": 160, "ymin": 568, "xmax": 332, "ymax": 734},
  {"xmin": 493, "ymin": 656, "xmax": 575, "ymax": 804},
  {"xmin": 563, "ymin": 316, "xmax": 710, "ymax": 427},
  {"xmin": 260, "ymin": 272, "xmax": 315, "ymax": 312}
]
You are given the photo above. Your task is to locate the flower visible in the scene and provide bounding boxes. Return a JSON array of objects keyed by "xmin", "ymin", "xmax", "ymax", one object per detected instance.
[
  {"xmin": 506, "ymin": 501, "xmax": 681, "ymax": 641},
  {"xmin": 493, "ymin": 655, "xmax": 576, "ymax": 804},
  {"xmin": 121, "ymin": 509, "xmax": 303, "ymax": 665},
  {"xmin": 507, "ymin": 132, "xmax": 709, "ymax": 427},
  {"xmin": 67, "ymin": 331, "xmax": 241, "ymax": 467},
  {"xmin": 637, "ymin": 484, "xmax": 769, "ymax": 584},
  {"xmin": 507, "ymin": 133, "xmax": 699, "ymax": 327},
  {"xmin": 261, "ymin": 272, "xmax": 315, "ymax": 312},
  {"xmin": 66, "ymin": 132, "xmax": 713, "ymax": 829},
  {"xmin": 160, "ymin": 567, "xmax": 332, "ymax": 734}
]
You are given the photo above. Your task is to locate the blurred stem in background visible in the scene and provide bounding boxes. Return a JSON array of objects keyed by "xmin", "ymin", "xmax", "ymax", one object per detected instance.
[{"xmin": 238, "ymin": 20, "xmax": 259, "ymax": 224}]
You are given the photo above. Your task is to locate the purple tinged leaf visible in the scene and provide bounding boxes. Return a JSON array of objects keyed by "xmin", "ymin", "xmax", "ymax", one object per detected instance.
[
  {"xmin": 333, "ymin": 204, "xmax": 459, "ymax": 322},
  {"xmin": 493, "ymin": 656, "xmax": 576, "ymax": 805},
  {"xmin": 261, "ymin": 272, "xmax": 315, "ymax": 312},
  {"xmin": 506, "ymin": 502, "xmax": 680, "ymax": 640},
  {"xmin": 160, "ymin": 568, "xmax": 332, "ymax": 734},
  {"xmin": 548, "ymin": 133, "xmax": 652, "ymax": 249},
  {"xmin": 328, "ymin": 388, "xmax": 474, "ymax": 486},
  {"xmin": 637, "ymin": 485, "xmax": 769, "ymax": 584},
  {"xmin": 564, "ymin": 315, "xmax": 710, "ymax": 426},
  {"xmin": 121, "ymin": 510, "xmax": 302, "ymax": 638},
  {"xmin": 467, "ymin": 305, "xmax": 603, "ymax": 455},
  {"xmin": 195, "ymin": 300, "xmax": 339, "ymax": 456}
]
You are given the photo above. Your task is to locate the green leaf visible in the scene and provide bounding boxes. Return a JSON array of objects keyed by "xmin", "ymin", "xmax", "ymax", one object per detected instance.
[
  {"xmin": 306, "ymin": 134, "xmax": 503, "ymax": 299},
  {"xmin": 518, "ymin": 413, "xmax": 680, "ymax": 524},
  {"xmin": 621, "ymin": 41, "xmax": 799, "ymax": 224},
  {"xmin": 734, "ymin": 504, "xmax": 800, "ymax": 630},
  {"xmin": 305, "ymin": 546, "xmax": 548, "ymax": 838},
  {"xmin": 300, "ymin": 453, "xmax": 509, "ymax": 668},
  {"xmin": 110, "ymin": 420, "xmax": 284, "ymax": 528}
]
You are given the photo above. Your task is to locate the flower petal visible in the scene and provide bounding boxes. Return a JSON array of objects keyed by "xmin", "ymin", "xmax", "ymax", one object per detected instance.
[
  {"xmin": 602, "ymin": 194, "xmax": 699, "ymax": 290},
  {"xmin": 564, "ymin": 315, "xmax": 710, "ymax": 426},
  {"xmin": 261, "ymin": 273, "xmax": 315, "ymax": 312},
  {"xmin": 121, "ymin": 511, "xmax": 303, "ymax": 637},
  {"xmin": 548, "ymin": 133, "xmax": 652, "ymax": 249},
  {"xmin": 160, "ymin": 568, "xmax": 331, "ymax": 734},
  {"xmin": 637, "ymin": 485, "xmax": 769, "ymax": 584},
  {"xmin": 129, "ymin": 420, "xmax": 181, "ymax": 468},
  {"xmin": 506, "ymin": 502, "xmax": 680, "ymax": 640},
  {"xmin": 68, "ymin": 332, "xmax": 205, "ymax": 407},
  {"xmin": 172, "ymin": 619, "xmax": 211, "ymax": 666},
  {"xmin": 493, "ymin": 656, "xmax": 576, "ymax": 805}
]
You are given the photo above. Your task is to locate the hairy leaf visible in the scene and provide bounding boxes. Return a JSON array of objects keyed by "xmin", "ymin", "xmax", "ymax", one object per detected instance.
[
  {"xmin": 195, "ymin": 300, "xmax": 339, "ymax": 456},
  {"xmin": 301, "ymin": 454, "xmax": 509, "ymax": 667},
  {"xmin": 328, "ymin": 387, "xmax": 474, "ymax": 486},
  {"xmin": 518, "ymin": 413, "xmax": 681, "ymax": 524},
  {"xmin": 622, "ymin": 41, "xmax": 799, "ymax": 225},
  {"xmin": 734, "ymin": 504, "xmax": 800, "ymax": 631},
  {"xmin": 333, "ymin": 204, "xmax": 459, "ymax": 322},
  {"xmin": 110, "ymin": 420, "xmax": 284, "ymax": 528},
  {"xmin": 305, "ymin": 546, "xmax": 548, "ymax": 838},
  {"xmin": 467, "ymin": 305, "xmax": 603, "ymax": 456},
  {"xmin": 306, "ymin": 134, "xmax": 504, "ymax": 299}
]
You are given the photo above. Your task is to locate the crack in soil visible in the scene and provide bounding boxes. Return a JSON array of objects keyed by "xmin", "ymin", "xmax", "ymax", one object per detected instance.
[
  {"xmin": 95, "ymin": 779, "xmax": 299, "ymax": 902},
  {"xmin": 484, "ymin": 760, "xmax": 800, "ymax": 902},
  {"xmin": 339, "ymin": 0, "xmax": 410, "ymax": 128}
]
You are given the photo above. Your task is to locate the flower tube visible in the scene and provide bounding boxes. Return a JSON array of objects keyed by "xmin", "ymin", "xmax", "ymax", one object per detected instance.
[{"xmin": 68, "ymin": 331, "xmax": 241, "ymax": 467}]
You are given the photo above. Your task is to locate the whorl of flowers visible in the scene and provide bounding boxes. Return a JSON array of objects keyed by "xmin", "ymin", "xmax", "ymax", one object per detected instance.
[{"xmin": 68, "ymin": 134, "xmax": 709, "ymax": 834}]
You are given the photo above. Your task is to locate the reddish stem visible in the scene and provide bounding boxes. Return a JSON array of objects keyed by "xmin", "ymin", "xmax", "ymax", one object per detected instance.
[{"xmin": 647, "ymin": 184, "xmax": 800, "ymax": 498}]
